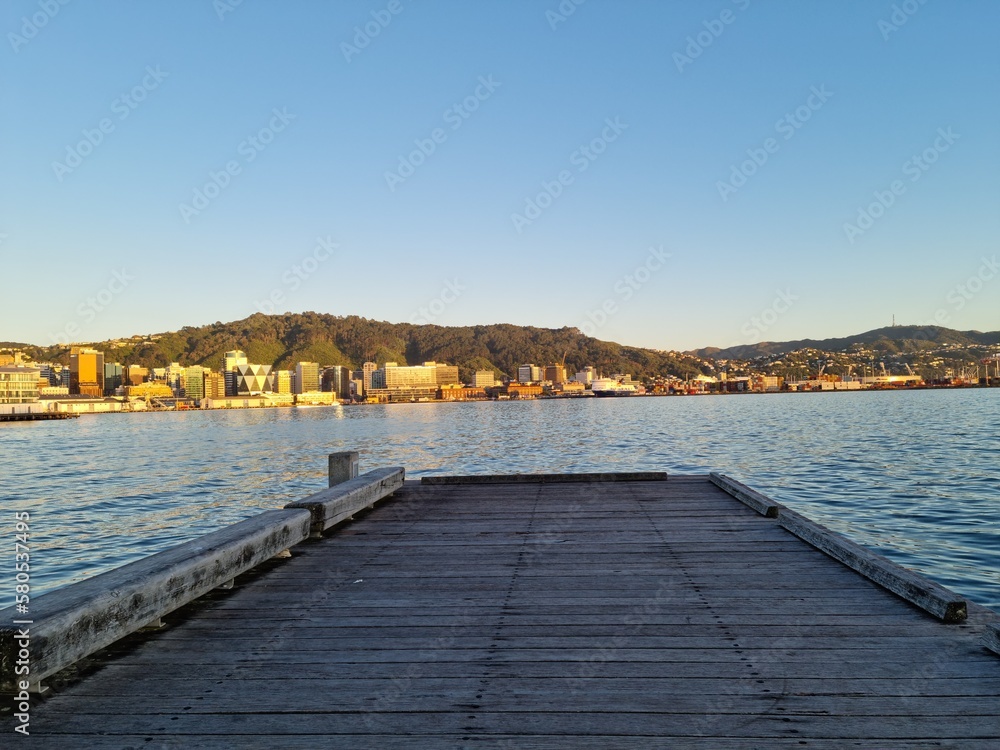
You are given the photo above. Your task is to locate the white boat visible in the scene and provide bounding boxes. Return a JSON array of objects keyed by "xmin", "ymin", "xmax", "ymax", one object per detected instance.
[{"xmin": 590, "ymin": 377, "xmax": 638, "ymax": 397}]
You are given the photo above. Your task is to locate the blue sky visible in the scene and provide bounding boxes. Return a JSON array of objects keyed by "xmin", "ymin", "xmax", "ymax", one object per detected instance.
[{"xmin": 2, "ymin": 0, "xmax": 997, "ymax": 352}]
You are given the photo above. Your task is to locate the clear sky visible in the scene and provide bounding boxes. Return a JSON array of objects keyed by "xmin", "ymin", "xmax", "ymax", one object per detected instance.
[{"xmin": 2, "ymin": 0, "xmax": 997, "ymax": 352}]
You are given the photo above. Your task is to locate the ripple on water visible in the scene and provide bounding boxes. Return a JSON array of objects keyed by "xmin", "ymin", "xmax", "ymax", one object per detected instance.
[{"xmin": 2, "ymin": 390, "xmax": 998, "ymax": 610}]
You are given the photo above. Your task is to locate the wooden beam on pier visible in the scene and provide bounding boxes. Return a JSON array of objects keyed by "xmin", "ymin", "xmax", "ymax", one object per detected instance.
[
  {"xmin": 0, "ymin": 509, "xmax": 311, "ymax": 693},
  {"xmin": 285, "ymin": 466, "xmax": 405, "ymax": 535}
]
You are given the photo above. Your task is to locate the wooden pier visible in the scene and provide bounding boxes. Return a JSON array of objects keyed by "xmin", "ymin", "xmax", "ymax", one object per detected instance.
[{"xmin": 3, "ymin": 462, "xmax": 999, "ymax": 748}]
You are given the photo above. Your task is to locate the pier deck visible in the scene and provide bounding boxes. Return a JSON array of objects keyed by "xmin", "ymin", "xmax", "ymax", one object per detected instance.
[{"xmin": 21, "ymin": 476, "xmax": 1000, "ymax": 748}]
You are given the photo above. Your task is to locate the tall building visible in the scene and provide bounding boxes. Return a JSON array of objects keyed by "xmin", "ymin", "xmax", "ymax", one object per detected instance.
[
  {"xmin": 223, "ymin": 350, "xmax": 248, "ymax": 396},
  {"xmin": 426, "ymin": 362, "xmax": 460, "ymax": 386},
  {"xmin": 127, "ymin": 364, "xmax": 148, "ymax": 386},
  {"xmin": 204, "ymin": 371, "xmax": 226, "ymax": 399},
  {"xmin": 70, "ymin": 347, "xmax": 105, "ymax": 397},
  {"xmin": 273, "ymin": 370, "xmax": 293, "ymax": 394},
  {"xmin": 295, "ymin": 362, "xmax": 320, "ymax": 394},
  {"xmin": 518, "ymin": 364, "xmax": 541, "ymax": 383},
  {"xmin": 104, "ymin": 362, "xmax": 124, "ymax": 395},
  {"xmin": 184, "ymin": 366, "xmax": 207, "ymax": 401},
  {"xmin": 165, "ymin": 362, "xmax": 185, "ymax": 395},
  {"xmin": 544, "ymin": 364, "xmax": 567, "ymax": 384},
  {"xmin": 362, "ymin": 361, "xmax": 377, "ymax": 395},
  {"xmin": 473, "ymin": 370, "xmax": 495, "ymax": 388},
  {"xmin": 236, "ymin": 364, "xmax": 275, "ymax": 395},
  {"xmin": 322, "ymin": 366, "xmax": 352, "ymax": 399}
]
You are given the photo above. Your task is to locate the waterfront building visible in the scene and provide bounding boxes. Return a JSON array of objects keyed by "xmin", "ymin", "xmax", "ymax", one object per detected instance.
[
  {"xmin": 70, "ymin": 347, "xmax": 105, "ymax": 397},
  {"xmin": 273, "ymin": 370, "xmax": 294, "ymax": 395},
  {"xmin": 362, "ymin": 362, "xmax": 378, "ymax": 395},
  {"xmin": 438, "ymin": 385, "xmax": 487, "ymax": 401},
  {"xmin": 0, "ymin": 367, "xmax": 41, "ymax": 405},
  {"xmin": 544, "ymin": 364, "xmax": 567, "ymax": 384},
  {"xmin": 518, "ymin": 364, "xmax": 541, "ymax": 383},
  {"xmin": 125, "ymin": 382, "xmax": 174, "ymax": 400},
  {"xmin": 294, "ymin": 391, "xmax": 336, "ymax": 405},
  {"xmin": 473, "ymin": 370, "xmax": 495, "ymax": 388},
  {"xmin": 236, "ymin": 364, "xmax": 275, "ymax": 395},
  {"xmin": 295, "ymin": 362, "xmax": 321, "ymax": 394},
  {"xmin": 262, "ymin": 392, "xmax": 295, "ymax": 407},
  {"xmin": 39, "ymin": 385, "xmax": 70, "ymax": 396},
  {"xmin": 184, "ymin": 366, "xmax": 207, "ymax": 402},
  {"xmin": 508, "ymin": 383, "xmax": 544, "ymax": 398},
  {"xmin": 223, "ymin": 350, "xmax": 248, "ymax": 396},
  {"xmin": 201, "ymin": 396, "xmax": 268, "ymax": 410},
  {"xmin": 574, "ymin": 366, "xmax": 596, "ymax": 385}
]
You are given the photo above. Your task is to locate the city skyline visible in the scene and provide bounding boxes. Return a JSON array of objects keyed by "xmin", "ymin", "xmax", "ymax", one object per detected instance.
[{"xmin": 2, "ymin": 1, "xmax": 998, "ymax": 351}]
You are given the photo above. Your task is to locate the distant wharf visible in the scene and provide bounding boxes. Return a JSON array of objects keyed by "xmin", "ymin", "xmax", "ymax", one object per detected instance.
[{"xmin": 3, "ymin": 455, "xmax": 999, "ymax": 748}]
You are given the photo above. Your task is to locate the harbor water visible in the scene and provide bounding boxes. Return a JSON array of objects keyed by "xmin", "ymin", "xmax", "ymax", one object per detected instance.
[{"xmin": 2, "ymin": 388, "xmax": 998, "ymax": 611}]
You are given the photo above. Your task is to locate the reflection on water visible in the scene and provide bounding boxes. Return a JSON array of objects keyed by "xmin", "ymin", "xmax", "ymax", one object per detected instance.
[{"xmin": 2, "ymin": 390, "xmax": 998, "ymax": 610}]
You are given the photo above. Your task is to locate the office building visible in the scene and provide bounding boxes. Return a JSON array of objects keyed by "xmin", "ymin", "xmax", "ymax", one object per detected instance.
[
  {"xmin": 104, "ymin": 362, "xmax": 124, "ymax": 396},
  {"xmin": 322, "ymin": 366, "xmax": 352, "ymax": 399},
  {"xmin": 0, "ymin": 367, "xmax": 41, "ymax": 404},
  {"xmin": 473, "ymin": 370, "xmax": 495, "ymax": 388},
  {"xmin": 127, "ymin": 364, "xmax": 148, "ymax": 386},
  {"xmin": 544, "ymin": 364, "xmax": 567, "ymax": 384},
  {"xmin": 236, "ymin": 364, "xmax": 275, "ymax": 395},
  {"xmin": 223, "ymin": 350, "xmax": 248, "ymax": 396},
  {"xmin": 184, "ymin": 366, "xmax": 207, "ymax": 402},
  {"xmin": 70, "ymin": 347, "xmax": 104, "ymax": 397},
  {"xmin": 273, "ymin": 370, "xmax": 293, "ymax": 394},
  {"xmin": 295, "ymin": 362, "xmax": 320, "ymax": 394},
  {"xmin": 362, "ymin": 362, "xmax": 378, "ymax": 395},
  {"xmin": 204, "ymin": 371, "xmax": 226, "ymax": 399},
  {"xmin": 518, "ymin": 364, "xmax": 541, "ymax": 383}
]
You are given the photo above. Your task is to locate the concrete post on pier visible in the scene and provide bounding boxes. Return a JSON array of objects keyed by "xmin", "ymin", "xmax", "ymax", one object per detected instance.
[{"xmin": 329, "ymin": 451, "xmax": 360, "ymax": 487}]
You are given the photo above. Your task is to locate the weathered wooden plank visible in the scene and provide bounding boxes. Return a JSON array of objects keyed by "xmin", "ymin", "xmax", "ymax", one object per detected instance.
[
  {"xmin": 983, "ymin": 622, "xmax": 1000, "ymax": 656},
  {"xmin": 285, "ymin": 467, "xmax": 405, "ymax": 534},
  {"xmin": 28, "ymin": 736, "xmax": 1000, "ymax": 750},
  {"xmin": 0, "ymin": 508, "xmax": 311, "ymax": 693},
  {"xmin": 421, "ymin": 472, "xmax": 667, "ymax": 484},
  {"xmin": 709, "ymin": 473, "xmax": 783, "ymax": 517},
  {"xmin": 28, "ymin": 711, "xmax": 1000, "ymax": 740},
  {"xmin": 777, "ymin": 509, "xmax": 968, "ymax": 622}
]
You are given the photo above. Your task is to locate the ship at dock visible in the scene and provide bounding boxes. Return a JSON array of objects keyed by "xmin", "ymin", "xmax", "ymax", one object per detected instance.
[{"xmin": 590, "ymin": 377, "xmax": 639, "ymax": 397}]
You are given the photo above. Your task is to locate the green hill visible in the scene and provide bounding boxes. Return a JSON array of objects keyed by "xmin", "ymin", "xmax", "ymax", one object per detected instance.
[{"xmin": 14, "ymin": 313, "xmax": 708, "ymax": 382}]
